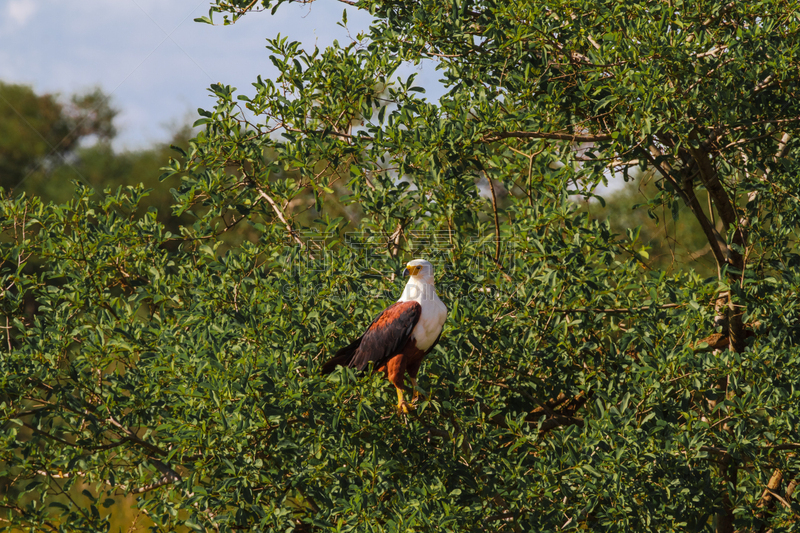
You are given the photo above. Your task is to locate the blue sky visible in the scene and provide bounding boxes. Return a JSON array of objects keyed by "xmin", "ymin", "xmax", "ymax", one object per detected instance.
[{"xmin": 0, "ymin": 0, "xmax": 435, "ymax": 150}]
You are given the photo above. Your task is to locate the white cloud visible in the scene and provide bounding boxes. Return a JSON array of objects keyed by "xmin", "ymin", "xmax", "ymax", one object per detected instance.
[
  {"xmin": 7, "ymin": 0, "xmax": 37, "ymax": 27},
  {"xmin": 0, "ymin": 0, "xmax": 383, "ymax": 147}
]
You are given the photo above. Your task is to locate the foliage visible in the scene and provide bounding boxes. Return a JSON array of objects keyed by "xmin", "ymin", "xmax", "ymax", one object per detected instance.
[
  {"xmin": 3, "ymin": 1, "xmax": 800, "ymax": 532},
  {"xmin": 0, "ymin": 82, "xmax": 116, "ymax": 193},
  {"xmin": 43, "ymin": 126, "xmax": 199, "ymax": 233},
  {"xmin": 585, "ymin": 171, "xmax": 717, "ymax": 276},
  {"xmin": 0, "ymin": 81, "xmax": 198, "ymax": 235}
]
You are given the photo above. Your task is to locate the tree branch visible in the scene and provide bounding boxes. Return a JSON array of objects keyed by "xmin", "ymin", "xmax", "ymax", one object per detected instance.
[
  {"xmin": 538, "ymin": 415, "xmax": 585, "ymax": 432},
  {"xmin": 38, "ymin": 459, "xmax": 181, "ymax": 495},
  {"xmin": 641, "ymin": 143, "xmax": 730, "ymax": 271},
  {"xmin": 485, "ymin": 173, "xmax": 501, "ymax": 262},
  {"xmin": 787, "ymin": 477, "xmax": 799, "ymax": 502},
  {"xmin": 253, "ymin": 183, "xmax": 307, "ymax": 249},
  {"xmin": 388, "ymin": 220, "xmax": 407, "ymax": 259},
  {"xmin": 485, "ymin": 130, "xmax": 613, "ymax": 143},
  {"xmin": 106, "ymin": 416, "xmax": 169, "ymax": 458},
  {"xmin": 701, "ymin": 443, "xmax": 800, "ymax": 456},
  {"xmin": 550, "ymin": 303, "xmax": 682, "ymax": 314},
  {"xmin": 757, "ymin": 468, "xmax": 784, "ymax": 526}
]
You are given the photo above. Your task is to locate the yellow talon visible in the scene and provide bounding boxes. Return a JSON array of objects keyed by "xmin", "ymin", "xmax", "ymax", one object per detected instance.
[{"xmin": 396, "ymin": 388, "xmax": 415, "ymax": 414}]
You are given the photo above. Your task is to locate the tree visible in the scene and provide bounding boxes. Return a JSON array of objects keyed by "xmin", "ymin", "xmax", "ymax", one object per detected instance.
[
  {"xmin": 0, "ymin": 85, "xmax": 199, "ymax": 234},
  {"xmin": 2, "ymin": 1, "xmax": 800, "ymax": 532},
  {"xmin": 0, "ymin": 82, "xmax": 116, "ymax": 193},
  {"xmin": 46, "ymin": 124, "xmax": 199, "ymax": 233}
]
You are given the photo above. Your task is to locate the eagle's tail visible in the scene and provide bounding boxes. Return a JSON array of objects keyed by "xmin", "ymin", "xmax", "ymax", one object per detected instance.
[{"xmin": 320, "ymin": 337, "xmax": 362, "ymax": 374}]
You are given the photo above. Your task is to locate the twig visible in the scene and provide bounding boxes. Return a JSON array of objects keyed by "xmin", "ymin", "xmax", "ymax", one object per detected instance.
[
  {"xmin": 106, "ymin": 416, "xmax": 168, "ymax": 457},
  {"xmin": 485, "ymin": 173, "xmax": 501, "ymax": 263},
  {"xmin": 388, "ymin": 221, "xmax": 406, "ymax": 259},
  {"xmin": 757, "ymin": 468, "xmax": 783, "ymax": 510},
  {"xmin": 549, "ymin": 303, "xmax": 682, "ymax": 314},
  {"xmin": 38, "ymin": 462, "xmax": 180, "ymax": 495},
  {"xmin": 765, "ymin": 489, "xmax": 792, "ymax": 511},
  {"xmin": 486, "ymin": 130, "xmax": 613, "ymax": 143},
  {"xmin": 716, "ymin": 132, "xmax": 778, "ymax": 152},
  {"xmin": 254, "ymin": 184, "xmax": 307, "ymax": 249},
  {"xmin": 5, "ymin": 316, "xmax": 11, "ymax": 353},
  {"xmin": 506, "ymin": 146, "xmax": 545, "ymax": 206},
  {"xmin": 701, "ymin": 443, "xmax": 800, "ymax": 456}
]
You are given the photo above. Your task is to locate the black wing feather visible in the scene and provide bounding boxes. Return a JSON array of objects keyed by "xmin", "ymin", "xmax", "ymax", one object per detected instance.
[{"xmin": 320, "ymin": 336, "xmax": 362, "ymax": 374}]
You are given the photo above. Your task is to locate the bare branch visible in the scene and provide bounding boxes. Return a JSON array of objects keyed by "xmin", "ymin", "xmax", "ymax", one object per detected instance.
[
  {"xmin": 253, "ymin": 184, "xmax": 307, "ymax": 249},
  {"xmin": 701, "ymin": 443, "xmax": 800, "ymax": 456},
  {"xmin": 765, "ymin": 489, "xmax": 793, "ymax": 511},
  {"xmin": 641, "ymin": 143, "xmax": 730, "ymax": 271},
  {"xmin": 485, "ymin": 173, "xmax": 501, "ymax": 262},
  {"xmin": 550, "ymin": 303, "xmax": 682, "ymax": 314},
  {"xmin": 388, "ymin": 221, "xmax": 406, "ymax": 259},
  {"xmin": 486, "ymin": 130, "xmax": 613, "ymax": 143},
  {"xmin": 757, "ymin": 468, "xmax": 783, "ymax": 512},
  {"xmin": 717, "ymin": 132, "xmax": 778, "ymax": 152},
  {"xmin": 695, "ymin": 45, "xmax": 728, "ymax": 58},
  {"xmin": 106, "ymin": 416, "xmax": 168, "ymax": 457},
  {"xmin": 38, "ymin": 459, "xmax": 181, "ymax": 495},
  {"xmin": 787, "ymin": 477, "xmax": 799, "ymax": 501}
]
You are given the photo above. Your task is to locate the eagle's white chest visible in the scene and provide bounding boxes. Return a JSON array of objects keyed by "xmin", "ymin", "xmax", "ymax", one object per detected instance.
[
  {"xmin": 412, "ymin": 297, "xmax": 447, "ymax": 350},
  {"xmin": 399, "ymin": 277, "xmax": 447, "ymax": 351}
]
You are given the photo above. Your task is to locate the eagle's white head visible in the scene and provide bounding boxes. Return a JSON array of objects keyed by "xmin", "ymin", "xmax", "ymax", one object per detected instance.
[
  {"xmin": 400, "ymin": 259, "xmax": 440, "ymax": 303},
  {"xmin": 402, "ymin": 259, "xmax": 435, "ymax": 282}
]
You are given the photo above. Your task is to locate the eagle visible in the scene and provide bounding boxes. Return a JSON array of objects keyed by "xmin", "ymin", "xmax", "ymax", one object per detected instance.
[{"xmin": 321, "ymin": 259, "xmax": 448, "ymax": 413}]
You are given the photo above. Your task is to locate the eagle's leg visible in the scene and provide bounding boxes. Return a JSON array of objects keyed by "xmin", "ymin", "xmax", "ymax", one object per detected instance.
[
  {"xmin": 407, "ymin": 356, "xmax": 427, "ymax": 404},
  {"xmin": 409, "ymin": 378, "xmax": 428, "ymax": 403},
  {"xmin": 387, "ymin": 356, "xmax": 413, "ymax": 414}
]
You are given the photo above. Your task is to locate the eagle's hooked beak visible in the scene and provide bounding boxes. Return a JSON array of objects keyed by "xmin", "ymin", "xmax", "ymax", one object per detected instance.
[{"xmin": 402, "ymin": 267, "xmax": 411, "ymax": 278}]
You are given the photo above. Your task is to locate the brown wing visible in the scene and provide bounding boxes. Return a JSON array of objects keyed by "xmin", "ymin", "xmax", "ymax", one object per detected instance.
[
  {"xmin": 349, "ymin": 301, "xmax": 421, "ymax": 371},
  {"xmin": 321, "ymin": 301, "xmax": 421, "ymax": 374},
  {"xmin": 321, "ymin": 302, "xmax": 422, "ymax": 374}
]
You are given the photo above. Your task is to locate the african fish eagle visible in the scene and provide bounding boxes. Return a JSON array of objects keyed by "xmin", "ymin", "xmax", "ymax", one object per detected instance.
[{"xmin": 321, "ymin": 259, "xmax": 448, "ymax": 413}]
